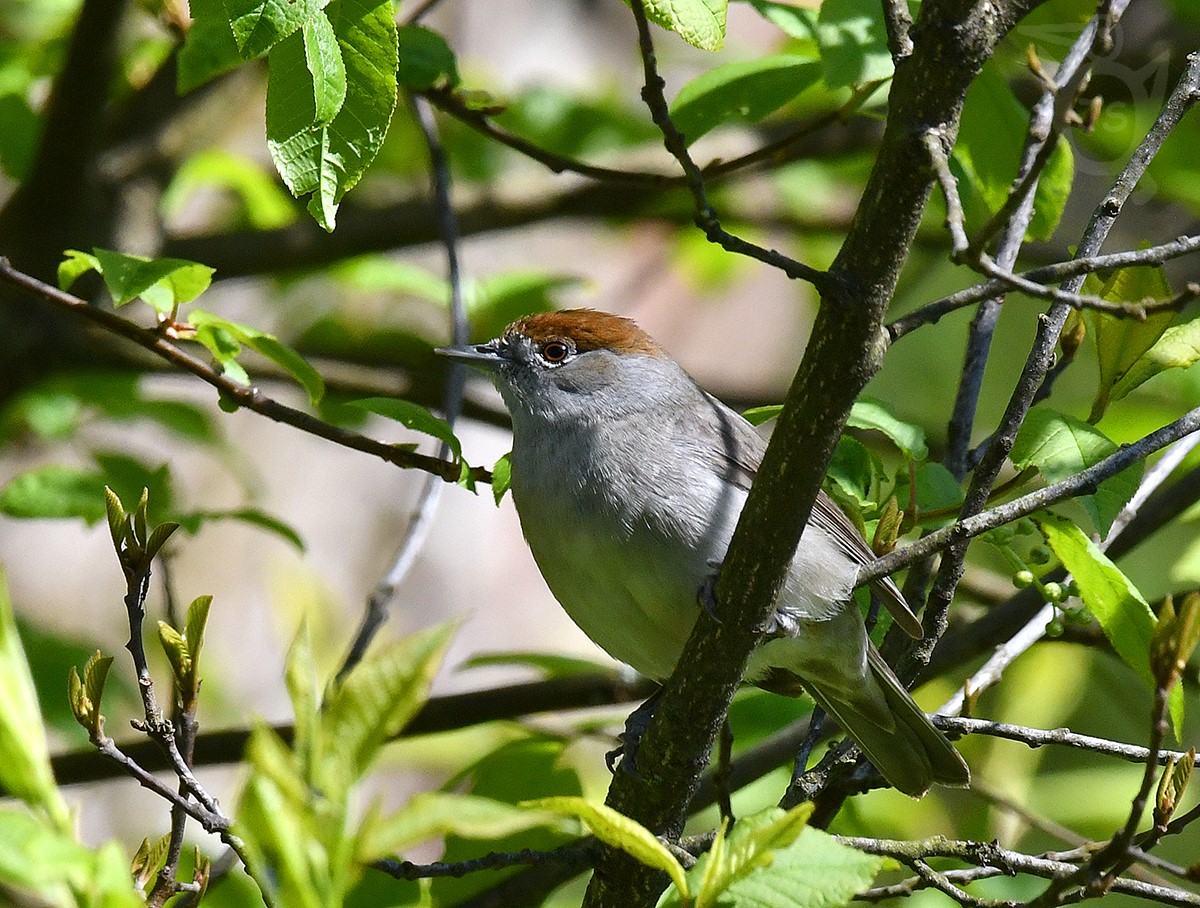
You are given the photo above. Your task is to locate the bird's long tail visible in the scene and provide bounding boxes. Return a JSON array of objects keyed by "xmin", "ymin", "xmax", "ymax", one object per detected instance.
[{"xmin": 803, "ymin": 647, "xmax": 970, "ymax": 797}]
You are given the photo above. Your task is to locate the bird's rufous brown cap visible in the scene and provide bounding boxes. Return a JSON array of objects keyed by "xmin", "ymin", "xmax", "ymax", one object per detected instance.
[{"xmin": 508, "ymin": 309, "xmax": 662, "ymax": 357}]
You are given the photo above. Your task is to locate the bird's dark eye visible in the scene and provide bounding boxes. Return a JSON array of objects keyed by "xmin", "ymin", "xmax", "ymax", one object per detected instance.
[{"xmin": 541, "ymin": 341, "xmax": 571, "ymax": 364}]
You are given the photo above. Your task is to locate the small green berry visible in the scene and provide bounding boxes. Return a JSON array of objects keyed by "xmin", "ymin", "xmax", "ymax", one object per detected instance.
[
  {"xmin": 1013, "ymin": 570, "xmax": 1035, "ymax": 589},
  {"xmin": 1042, "ymin": 582, "xmax": 1064, "ymax": 603},
  {"xmin": 1045, "ymin": 617, "xmax": 1065, "ymax": 637},
  {"xmin": 1028, "ymin": 546, "xmax": 1052, "ymax": 565}
]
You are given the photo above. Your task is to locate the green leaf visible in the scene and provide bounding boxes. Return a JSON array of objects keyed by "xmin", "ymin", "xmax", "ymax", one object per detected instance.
[
  {"xmin": 727, "ymin": 826, "xmax": 882, "ymax": 908},
  {"xmin": 744, "ymin": 0, "xmax": 819, "ymax": 41},
  {"xmin": 1109, "ymin": 316, "xmax": 1200, "ymax": 406},
  {"xmin": 491, "ymin": 452, "xmax": 512, "ymax": 505},
  {"xmin": 1086, "ymin": 266, "xmax": 1177, "ymax": 420},
  {"xmin": 0, "ymin": 808, "xmax": 142, "ymax": 906},
  {"xmin": 329, "ymin": 256, "xmax": 449, "ymax": 300},
  {"xmin": 184, "ymin": 507, "xmax": 306, "ymax": 551},
  {"xmin": 815, "ymin": 0, "xmax": 893, "ymax": 88},
  {"xmin": 826, "ymin": 436, "xmax": 878, "ymax": 508},
  {"xmin": 396, "ymin": 25, "xmax": 459, "ymax": 89},
  {"xmin": 0, "ymin": 571, "xmax": 72, "ymax": 831},
  {"xmin": 1037, "ymin": 514, "xmax": 1184, "ymax": 734},
  {"xmin": 322, "ymin": 622, "xmax": 455, "ymax": 778},
  {"xmin": 131, "ymin": 834, "xmax": 172, "ymax": 892},
  {"xmin": 742, "ymin": 404, "xmax": 782, "ymax": 426},
  {"xmin": 359, "ymin": 793, "xmax": 560, "ymax": 861},
  {"xmin": 467, "ymin": 271, "xmax": 583, "ymax": 343},
  {"xmin": 189, "ymin": 309, "xmax": 325, "ymax": 403},
  {"xmin": 158, "ymin": 622, "xmax": 191, "ymax": 696},
  {"xmin": 524, "ymin": 796, "xmax": 689, "ymax": 898},
  {"xmin": 670, "ymin": 54, "xmax": 822, "ymax": 144},
  {"xmin": 225, "ymin": 0, "xmax": 327, "ymax": 59},
  {"xmin": 952, "ymin": 66, "xmax": 1074, "ymax": 242},
  {"xmin": 61, "ymin": 248, "xmax": 214, "ymax": 314},
  {"xmin": 1011, "ymin": 407, "xmax": 1143, "ymax": 536},
  {"xmin": 847, "ymin": 397, "xmax": 928, "ymax": 461},
  {"xmin": 284, "ymin": 621, "xmax": 320, "ymax": 771},
  {"xmin": 0, "ymin": 465, "xmax": 106, "ymax": 523},
  {"xmin": 642, "ymin": 0, "xmax": 727, "ymax": 51},
  {"xmin": 178, "ymin": 0, "xmax": 244, "ymax": 92},
  {"xmin": 462, "ymin": 650, "xmax": 614, "ymax": 678},
  {"xmin": 303, "ymin": 11, "xmax": 348, "ymax": 123},
  {"xmin": 349, "ymin": 397, "xmax": 462, "ymax": 460},
  {"xmin": 690, "ymin": 804, "xmax": 815, "ymax": 908},
  {"xmin": 266, "ymin": 0, "xmax": 398, "ymax": 231},
  {"xmin": 163, "ymin": 149, "xmax": 299, "ymax": 230}
]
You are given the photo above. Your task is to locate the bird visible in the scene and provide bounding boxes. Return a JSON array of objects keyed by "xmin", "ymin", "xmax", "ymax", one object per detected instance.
[{"xmin": 438, "ymin": 308, "xmax": 969, "ymax": 796}]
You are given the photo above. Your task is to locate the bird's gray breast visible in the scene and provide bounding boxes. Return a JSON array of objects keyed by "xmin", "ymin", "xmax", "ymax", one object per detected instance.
[{"xmin": 510, "ymin": 417, "xmax": 740, "ymax": 680}]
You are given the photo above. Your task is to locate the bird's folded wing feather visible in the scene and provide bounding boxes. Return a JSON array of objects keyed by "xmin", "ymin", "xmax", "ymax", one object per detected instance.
[{"xmin": 700, "ymin": 392, "xmax": 924, "ymax": 639}]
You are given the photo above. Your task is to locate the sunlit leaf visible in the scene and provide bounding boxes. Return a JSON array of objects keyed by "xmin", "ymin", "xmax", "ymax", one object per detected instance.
[
  {"xmin": 643, "ymin": 0, "xmax": 727, "ymax": 51},
  {"xmin": 349, "ymin": 397, "xmax": 462, "ymax": 460}
]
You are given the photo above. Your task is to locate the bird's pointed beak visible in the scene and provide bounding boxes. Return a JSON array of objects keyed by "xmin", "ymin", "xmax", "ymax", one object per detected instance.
[{"xmin": 435, "ymin": 340, "xmax": 508, "ymax": 372}]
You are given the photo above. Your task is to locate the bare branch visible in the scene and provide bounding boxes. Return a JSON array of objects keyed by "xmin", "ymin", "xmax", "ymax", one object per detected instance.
[
  {"xmin": 627, "ymin": 0, "xmax": 833, "ymax": 293},
  {"xmin": 0, "ymin": 257, "xmax": 488, "ymax": 485},
  {"xmin": 338, "ymin": 93, "xmax": 471, "ymax": 679}
]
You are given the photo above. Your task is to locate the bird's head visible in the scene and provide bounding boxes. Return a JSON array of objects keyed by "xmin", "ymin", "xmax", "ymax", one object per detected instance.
[{"xmin": 437, "ymin": 309, "xmax": 684, "ymax": 425}]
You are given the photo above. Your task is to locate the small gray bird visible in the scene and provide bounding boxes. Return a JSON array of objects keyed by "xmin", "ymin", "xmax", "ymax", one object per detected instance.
[{"xmin": 439, "ymin": 309, "xmax": 968, "ymax": 796}]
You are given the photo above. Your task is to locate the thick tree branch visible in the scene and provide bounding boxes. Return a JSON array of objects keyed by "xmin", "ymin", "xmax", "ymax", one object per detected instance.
[{"xmin": 583, "ymin": 0, "xmax": 1043, "ymax": 904}]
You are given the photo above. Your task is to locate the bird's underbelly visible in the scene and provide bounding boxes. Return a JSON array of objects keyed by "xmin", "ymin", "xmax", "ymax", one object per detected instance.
[{"xmin": 524, "ymin": 520, "xmax": 704, "ymax": 681}]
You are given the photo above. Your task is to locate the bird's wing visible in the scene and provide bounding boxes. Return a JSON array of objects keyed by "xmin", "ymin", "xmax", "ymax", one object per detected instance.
[{"xmin": 699, "ymin": 392, "xmax": 923, "ymax": 639}]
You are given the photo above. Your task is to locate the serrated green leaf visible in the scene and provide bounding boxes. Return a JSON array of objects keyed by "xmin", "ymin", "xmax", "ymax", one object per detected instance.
[
  {"xmin": 491, "ymin": 452, "xmax": 512, "ymax": 505},
  {"xmin": 185, "ymin": 596, "xmax": 213, "ymax": 675},
  {"xmin": 1037, "ymin": 513, "xmax": 1184, "ymax": 735},
  {"xmin": 104, "ymin": 486, "xmax": 125, "ymax": 549},
  {"xmin": 349, "ymin": 397, "xmax": 462, "ymax": 460},
  {"xmin": 322, "ymin": 622, "xmax": 455, "ymax": 779},
  {"xmin": 82, "ymin": 651, "xmax": 113, "ymax": 730},
  {"xmin": 284, "ymin": 621, "xmax": 320, "ymax": 771},
  {"xmin": 1109, "ymin": 316, "xmax": 1200, "ymax": 405},
  {"xmin": 189, "ymin": 309, "xmax": 325, "ymax": 404},
  {"xmin": 57, "ymin": 249, "xmax": 101, "ymax": 291},
  {"xmin": 266, "ymin": 0, "xmax": 398, "ymax": 231},
  {"xmin": 670, "ymin": 54, "xmax": 822, "ymax": 144},
  {"xmin": 164, "ymin": 150, "xmax": 299, "ymax": 229},
  {"xmin": 0, "ymin": 465, "xmax": 106, "ymax": 524},
  {"xmin": 524, "ymin": 796, "xmax": 689, "ymax": 898},
  {"xmin": 158, "ymin": 621, "xmax": 190, "ymax": 692},
  {"xmin": 815, "ymin": 0, "xmax": 893, "ymax": 88},
  {"xmin": 691, "ymin": 804, "xmax": 815, "ymax": 908},
  {"xmin": 847, "ymin": 397, "xmax": 928, "ymax": 461},
  {"xmin": 643, "ymin": 0, "xmax": 727, "ymax": 51},
  {"xmin": 225, "ymin": 0, "xmax": 326, "ymax": 59},
  {"xmin": 1011, "ymin": 407, "xmax": 1142, "ymax": 535},
  {"xmin": 359, "ymin": 793, "xmax": 561, "ymax": 861},
  {"xmin": 0, "ymin": 807, "xmax": 142, "ymax": 906},
  {"xmin": 303, "ymin": 11, "xmax": 347, "ymax": 122},
  {"xmin": 952, "ymin": 66, "xmax": 1074, "ymax": 242},
  {"xmin": 0, "ymin": 572, "xmax": 71, "ymax": 830},
  {"xmin": 82, "ymin": 248, "xmax": 214, "ymax": 313},
  {"xmin": 131, "ymin": 833, "xmax": 172, "ymax": 891},
  {"xmin": 179, "ymin": 0, "xmax": 245, "ymax": 92},
  {"xmin": 145, "ymin": 521, "xmax": 179, "ymax": 560},
  {"xmin": 1086, "ymin": 266, "xmax": 1176, "ymax": 420},
  {"xmin": 396, "ymin": 25, "xmax": 459, "ymax": 89}
]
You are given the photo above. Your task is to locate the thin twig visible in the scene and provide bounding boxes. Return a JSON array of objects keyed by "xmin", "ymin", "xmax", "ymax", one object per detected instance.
[
  {"xmin": 338, "ymin": 94, "xmax": 470, "ymax": 679},
  {"xmin": 934, "ymin": 717, "xmax": 1199, "ymax": 768},
  {"xmin": 860, "ymin": 404, "xmax": 1200, "ymax": 585},
  {"xmin": 628, "ymin": 0, "xmax": 833, "ymax": 293},
  {"xmin": 888, "ymin": 234, "xmax": 1200, "ymax": 340},
  {"xmin": 939, "ymin": 429, "xmax": 1200, "ymax": 716},
  {"xmin": 943, "ymin": 0, "xmax": 1129, "ymax": 481},
  {"xmin": 374, "ymin": 843, "xmax": 595, "ymax": 880},
  {"xmin": 0, "ymin": 257, "xmax": 489, "ymax": 485}
]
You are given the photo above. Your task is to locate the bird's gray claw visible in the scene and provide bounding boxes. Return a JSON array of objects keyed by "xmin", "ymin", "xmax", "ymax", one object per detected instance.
[{"xmin": 697, "ymin": 562, "xmax": 722, "ymax": 623}]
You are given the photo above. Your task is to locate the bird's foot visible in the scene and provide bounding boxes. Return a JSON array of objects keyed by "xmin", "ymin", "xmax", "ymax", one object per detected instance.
[
  {"xmin": 606, "ymin": 686, "xmax": 665, "ymax": 776},
  {"xmin": 697, "ymin": 560, "xmax": 722, "ymax": 623}
]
